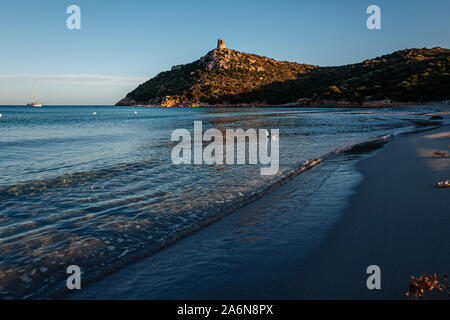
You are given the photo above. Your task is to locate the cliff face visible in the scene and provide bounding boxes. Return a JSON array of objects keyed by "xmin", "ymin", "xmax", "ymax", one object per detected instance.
[{"xmin": 116, "ymin": 47, "xmax": 450, "ymax": 107}]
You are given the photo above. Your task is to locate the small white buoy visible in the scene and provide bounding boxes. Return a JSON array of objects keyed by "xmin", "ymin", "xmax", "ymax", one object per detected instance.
[
  {"xmin": 0, "ymin": 113, "xmax": 2, "ymax": 118},
  {"xmin": 134, "ymin": 111, "xmax": 138, "ymax": 114},
  {"xmin": 93, "ymin": 112, "xmax": 97, "ymax": 115}
]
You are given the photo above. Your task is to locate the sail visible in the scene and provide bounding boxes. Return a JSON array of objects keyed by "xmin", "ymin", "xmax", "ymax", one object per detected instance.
[{"xmin": 28, "ymin": 84, "xmax": 43, "ymax": 107}]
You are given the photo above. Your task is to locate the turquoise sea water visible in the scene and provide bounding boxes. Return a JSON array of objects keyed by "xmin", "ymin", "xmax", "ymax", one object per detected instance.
[{"xmin": 0, "ymin": 105, "xmax": 444, "ymax": 298}]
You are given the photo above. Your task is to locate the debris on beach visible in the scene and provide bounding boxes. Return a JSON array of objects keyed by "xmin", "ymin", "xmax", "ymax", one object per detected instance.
[
  {"xmin": 437, "ymin": 179, "xmax": 450, "ymax": 188},
  {"xmin": 432, "ymin": 151, "xmax": 448, "ymax": 157},
  {"xmin": 406, "ymin": 274, "xmax": 450, "ymax": 299}
]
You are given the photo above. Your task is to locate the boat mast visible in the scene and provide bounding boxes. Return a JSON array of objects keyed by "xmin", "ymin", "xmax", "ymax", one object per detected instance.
[{"xmin": 35, "ymin": 84, "xmax": 39, "ymax": 104}]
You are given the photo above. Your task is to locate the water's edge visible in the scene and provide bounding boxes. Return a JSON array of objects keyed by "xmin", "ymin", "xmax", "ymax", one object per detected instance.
[{"xmin": 52, "ymin": 131, "xmax": 407, "ymax": 299}]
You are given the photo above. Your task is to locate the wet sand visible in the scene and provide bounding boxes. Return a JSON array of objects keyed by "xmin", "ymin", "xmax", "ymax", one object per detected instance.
[{"xmin": 295, "ymin": 125, "xmax": 450, "ymax": 299}]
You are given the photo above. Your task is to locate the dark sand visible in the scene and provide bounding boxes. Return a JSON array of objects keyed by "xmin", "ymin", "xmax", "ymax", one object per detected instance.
[{"xmin": 295, "ymin": 125, "xmax": 450, "ymax": 299}]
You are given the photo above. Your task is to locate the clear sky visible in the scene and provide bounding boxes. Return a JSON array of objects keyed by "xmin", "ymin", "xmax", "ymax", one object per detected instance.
[{"xmin": 1, "ymin": 0, "xmax": 449, "ymax": 105}]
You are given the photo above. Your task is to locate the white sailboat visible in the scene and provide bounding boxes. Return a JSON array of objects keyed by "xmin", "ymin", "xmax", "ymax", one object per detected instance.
[{"xmin": 27, "ymin": 84, "xmax": 43, "ymax": 107}]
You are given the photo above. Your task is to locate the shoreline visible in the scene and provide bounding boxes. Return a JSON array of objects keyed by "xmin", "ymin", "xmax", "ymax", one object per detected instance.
[
  {"xmin": 56, "ymin": 134, "xmax": 392, "ymax": 299},
  {"xmin": 66, "ymin": 141, "xmax": 370, "ymax": 299},
  {"xmin": 294, "ymin": 124, "xmax": 450, "ymax": 299},
  {"xmin": 116, "ymin": 99, "xmax": 436, "ymax": 108}
]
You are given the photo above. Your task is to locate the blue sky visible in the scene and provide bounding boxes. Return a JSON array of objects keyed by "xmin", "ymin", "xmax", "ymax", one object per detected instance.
[{"xmin": 0, "ymin": 0, "xmax": 449, "ymax": 105}]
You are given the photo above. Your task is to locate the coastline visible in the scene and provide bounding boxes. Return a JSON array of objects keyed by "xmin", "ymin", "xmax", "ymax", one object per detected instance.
[
  {"xmin": 65, "ymin": 141, "xmax": 369, "ymax": 299},
  {"xmin": 116, "ymin": 99, "xmax": 436, "ymax": 108},
  {"xmin": 56, "ymin": 134, "xmax": 392, "ymax": 299},
  {"xmin": 295, "ymin": 124, "xmax": 450, "ymax": 299}
]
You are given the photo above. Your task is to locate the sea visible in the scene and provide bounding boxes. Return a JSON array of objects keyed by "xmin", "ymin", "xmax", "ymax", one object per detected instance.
[{"xmin": 0, "ymin": 105, "xmax": 446, "ymax": 299}]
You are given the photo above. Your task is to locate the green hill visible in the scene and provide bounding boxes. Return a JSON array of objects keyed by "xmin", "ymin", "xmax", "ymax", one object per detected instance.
[{"xmin": 116, "ymin": 46, "xmax": 450, "ymax": 107}]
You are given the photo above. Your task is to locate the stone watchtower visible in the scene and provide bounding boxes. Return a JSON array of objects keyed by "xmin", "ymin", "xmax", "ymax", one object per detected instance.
[{"xmin": 217, "ymin": 39, "xmax": 225, "ymax": 50}]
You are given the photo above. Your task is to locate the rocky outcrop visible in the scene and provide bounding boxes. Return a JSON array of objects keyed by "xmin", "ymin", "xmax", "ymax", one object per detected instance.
[
  {"xmin": 116, "ymin": 95, "xmax": 187, "ymax": 107},
  {"xmin": 198, "ymin": 48, "xmax": 277, "ymax": 71},
  {"xmin": 116, "ymin": 97, "xmax": 138, "ymax": 106}
]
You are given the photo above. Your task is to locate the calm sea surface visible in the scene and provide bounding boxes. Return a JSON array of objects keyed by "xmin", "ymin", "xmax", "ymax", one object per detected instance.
[{"xmin": 0, "ymin": 105, "xmax": 443, "ymax": 298}]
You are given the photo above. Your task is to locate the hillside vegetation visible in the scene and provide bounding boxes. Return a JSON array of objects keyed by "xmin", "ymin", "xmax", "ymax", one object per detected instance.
[{"xmin": 117, "ymin": 47, "xmax": 450, "ymax": 107}]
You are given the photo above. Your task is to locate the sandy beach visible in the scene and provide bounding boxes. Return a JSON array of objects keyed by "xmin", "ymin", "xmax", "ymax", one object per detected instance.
[{"xmin": 295, "ymin": 124, "xmax": 450, "ymax": 299}]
